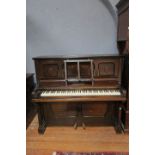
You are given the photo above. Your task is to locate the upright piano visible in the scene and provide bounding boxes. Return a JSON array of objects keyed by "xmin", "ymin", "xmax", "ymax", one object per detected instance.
[{"xmin": 32, "ymin": 54, "xmax": 127, "ymax": 134}]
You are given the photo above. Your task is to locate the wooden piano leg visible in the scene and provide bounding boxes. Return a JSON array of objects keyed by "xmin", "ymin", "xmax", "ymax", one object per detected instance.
[
  {"xmin": 81, "ymin": 104, "xmax": 86, "ymax": 130},
  {"xmin": 115, "ymin": 103, "xmax": 123, "ymax": 134},
  {"xmin": 124, "ymin": 110, "xmax": 129, "ymax": 133},
  {"xmin": 73, "ymin": 104, "xmax": 79, "ymax": 129},
  {"xmin": 124, "ymin": 98, "xmax": 129, "ymax": 133},
  {"xmin": 37, "ymin": 104, "xmax": 46, "ymax": 134}
]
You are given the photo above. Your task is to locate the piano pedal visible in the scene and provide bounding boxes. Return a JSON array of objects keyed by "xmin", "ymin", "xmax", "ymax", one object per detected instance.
[
  {"xmin": 82, "ymin": 122, "xmax": 86, "ymax": 130},
  {"xmin": 73, "ymin": 122, "xmax": 78, "ymax": 129}
]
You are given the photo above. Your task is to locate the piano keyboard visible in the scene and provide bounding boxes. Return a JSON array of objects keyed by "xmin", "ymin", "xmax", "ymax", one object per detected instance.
[{"xmin": 40, "ymin": 89, "xmax": 121, "ymax": 97}]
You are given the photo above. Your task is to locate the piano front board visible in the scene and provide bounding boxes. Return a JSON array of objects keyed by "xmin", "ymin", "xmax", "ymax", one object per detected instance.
[{"xmin": 34, "ymin": 55, "xmax": 123, "ymax": 89}]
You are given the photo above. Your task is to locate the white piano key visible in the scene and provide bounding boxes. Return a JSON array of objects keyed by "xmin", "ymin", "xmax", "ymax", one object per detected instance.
[{"xmin": 40, "ymin": 89, "xmax": 122, "ymax": 97}]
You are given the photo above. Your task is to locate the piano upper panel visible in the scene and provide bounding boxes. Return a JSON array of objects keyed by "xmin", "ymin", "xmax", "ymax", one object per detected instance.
[
  {"xmin": 35, "ymin": 59, "xmax": 65, "ymax": 80},
  {"xmin": 93, "ymin": 59, "xmax": 120, "ymax": 78},
  {"xmin": 33, "ymin": 55, "xmax": 124, "ymax": 89}
]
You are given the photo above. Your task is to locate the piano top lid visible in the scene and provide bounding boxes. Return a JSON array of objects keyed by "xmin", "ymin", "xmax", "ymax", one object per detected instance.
[{"xmin": 33, "ymin": 54, "xmax": 124, "ymax": 60}]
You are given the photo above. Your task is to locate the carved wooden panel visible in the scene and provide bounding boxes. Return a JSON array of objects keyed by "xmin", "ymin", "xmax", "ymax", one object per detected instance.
[
  {"xmin": 44, "ymin": 103, "xmax": 77, "ymax": 118},
  {"xmin": 37, "ymin": 60, "xmax": 64, "ymax": 79},
  {"xmin": 43, "ymin": 64, "xmax": 59, "ymax": 78},
  {"xmin": 83, "ymin": 103, "xmax": 109, "ymax": 116},
  {"xmin": 80, "ymin": 62, "xmax": 91, "ymax": 78},
  {"xmin": 98, "ymin": 62, "xmax": 115, "ymax": 76},
  {"xmin": 93, "ymin": 59, "xmax": 120, "ymax": 78}
]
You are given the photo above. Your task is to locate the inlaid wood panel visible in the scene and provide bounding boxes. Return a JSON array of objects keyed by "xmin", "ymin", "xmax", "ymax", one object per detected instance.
[
  {"xmin": 43, "ymin": 64, "xmax": 59, "ymax": 78},
  {"xmin": 36, "ymin": 60, "xmax": 64, "ymax": 80},
  {"xmin": 98, "ymin": 62, "xmax": 115, "ymax": 76},
  {"xmin": 93, "ymin": 59, "xmax": 121, "ymax": 78},
  {"xmin": 83, "ymin": 102, "xmax": 112, "ymax": 116},
  {"xmin": 44, "ymin": 103, "xmax": 77, "ymax": 119}
]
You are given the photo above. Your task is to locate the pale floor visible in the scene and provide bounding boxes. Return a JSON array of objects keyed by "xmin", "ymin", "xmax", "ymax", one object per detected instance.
[{"xmin": 26, "ymin": 115, "xmax": 129, "ymax": 155}]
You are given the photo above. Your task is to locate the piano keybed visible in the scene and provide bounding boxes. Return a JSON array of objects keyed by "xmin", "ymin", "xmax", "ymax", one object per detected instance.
[{"xmin": 40, "ymin": 89, "xmax": 121, "ymax": 97}]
